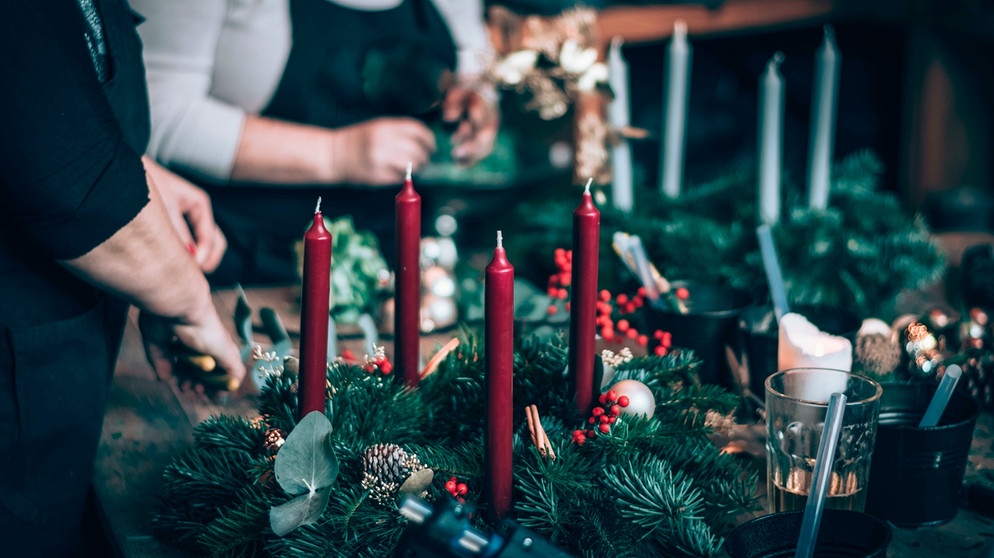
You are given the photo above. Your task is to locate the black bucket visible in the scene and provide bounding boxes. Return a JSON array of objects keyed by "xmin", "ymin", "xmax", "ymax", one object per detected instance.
[
  {"xmin": 645, "ymin": 281, "xmax": 751, "ymax": 387},
  {"xmin": 723, "ymin": 509, "xmax": 892, "ymax": 558}
]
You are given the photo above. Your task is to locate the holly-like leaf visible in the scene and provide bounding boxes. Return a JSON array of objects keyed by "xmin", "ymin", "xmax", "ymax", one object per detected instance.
[
  {"xmin": 269, "ymin": 486, "xmax": 333, "ymax": 537},
  {"xmin": 274, "ymin": 411, "xmax": 339, "ymax": 496}
]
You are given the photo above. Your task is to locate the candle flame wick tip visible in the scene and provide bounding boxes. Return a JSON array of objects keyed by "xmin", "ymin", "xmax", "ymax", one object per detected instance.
[
  {"xmin": 314, "ymin": 196, "xmax": 322, "ymax": 214},
  {"xmin": 406, "ymin": 161, "xmax": 413, "ymax": 181},
  {"xmin": 584, "ymin": 177, "xmax": 593, "ymax": 194},
  {"xmin": 497, "ymin": 230, "xmax": 503, "ymax": 248}
]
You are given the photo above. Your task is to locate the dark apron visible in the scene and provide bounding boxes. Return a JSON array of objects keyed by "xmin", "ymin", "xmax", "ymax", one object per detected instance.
[
  {"xmin": 204, "ymin": 0, "xmax": 456, "ymax": 287},
  {"xmin": 0, "ymin": 1, "xmax": 148, "ymax": 555}
]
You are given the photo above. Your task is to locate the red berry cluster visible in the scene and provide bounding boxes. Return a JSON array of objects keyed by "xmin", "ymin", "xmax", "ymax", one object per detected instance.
[
  {"xmin": 545, "ymin": 248, "xmax": 573, "ymax": 315},
  {"xmin": 546, "ymin": 248, "xmax": 676, "ymax": 357},
  {"xmin": 571, "ymin": 389, "xmax": 631, "ymax": 444},
  {"xmin": 445, "ymin": 476, "xmax": 468, "ymax": 502},
  {"xmin": 339, "ymin": 349, "xmax": 393, "ymax": 375}
]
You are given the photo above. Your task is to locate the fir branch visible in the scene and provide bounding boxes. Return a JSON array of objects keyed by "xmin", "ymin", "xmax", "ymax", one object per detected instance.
[{"xmin": 193, "ymin": 415, "xmax": 264, "ymax": 455}]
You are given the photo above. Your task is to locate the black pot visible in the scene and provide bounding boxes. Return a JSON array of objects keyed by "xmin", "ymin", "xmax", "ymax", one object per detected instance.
[
  {"xmin": 645, "ymin": 281, "xmax": 752, "ymax": 387},
  {"xmin": 724, "ymin": 509, "xmax": 892, "ymax": 558}
]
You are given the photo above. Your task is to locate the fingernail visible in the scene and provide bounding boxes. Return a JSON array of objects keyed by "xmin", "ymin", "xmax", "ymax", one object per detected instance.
[{"xmin": 186, "ymin": 243, "xmax": 197, "ymax": 256}]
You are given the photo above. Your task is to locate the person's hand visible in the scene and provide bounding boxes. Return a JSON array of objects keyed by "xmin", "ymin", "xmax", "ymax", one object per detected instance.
[
  {"xmin": 142, "ymin": 156, "xmax": 227, "ymax": 273},
  {"xmin": 138, "ymin": 305, "xmax": 246, "ymax": 394},
  {"xmin": 442, "ymin": 84, "xmax": 500, "ymax": 167},
  {"xmin": 330, "ymin": 117, "xmax": 436, "ymax": 185}
]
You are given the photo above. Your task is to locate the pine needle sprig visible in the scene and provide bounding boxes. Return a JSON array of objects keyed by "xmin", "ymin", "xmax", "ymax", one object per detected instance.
[{"xmin": 193, "ymin": 415, "xmax": 263, "ymax": 455}]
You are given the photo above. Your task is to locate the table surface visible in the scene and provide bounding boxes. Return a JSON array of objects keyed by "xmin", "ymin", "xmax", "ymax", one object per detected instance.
[{"xmin": 94, "ymin": 284, "xmax": 994, "ymax": 558}]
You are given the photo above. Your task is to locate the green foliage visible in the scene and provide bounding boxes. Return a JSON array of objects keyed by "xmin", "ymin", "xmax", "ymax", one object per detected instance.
[
  {"xmin": 505, "ymin": 150, "xmax": 944, "ymax": 319},
  {"xmin": 270, "ymin": 412, "xmax": 339, "ymax": 536},
  {"xmin": 294, "ymin": 216, "xmax": 391, "ymax": 324},
  {"xmin": 152, "ymin": 330, "xmax": 759, "ymax": 557}
]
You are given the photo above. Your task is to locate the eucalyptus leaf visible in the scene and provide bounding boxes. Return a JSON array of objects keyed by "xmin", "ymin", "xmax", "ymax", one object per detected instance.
[
  {"xmin": 274, "ymin": 411, "xmax": 339, "ymax": 496},
  {"xmin": 269, "ymin": 486, "xmax": 333, "ymax": 537}
]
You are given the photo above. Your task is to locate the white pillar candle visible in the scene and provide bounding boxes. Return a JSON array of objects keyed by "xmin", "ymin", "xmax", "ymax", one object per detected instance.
[
  {"xmin": 608, "ymin": 37, "xmax": 633, "ymax": 212},
  {"xmin": 778, "ymin": 312, "xmax": 852, "ymax": 401},
  {"xmin": 659, "ymin": 20, "xmax": 692, "ymax": 199},
  {"xmin": 758, "ymin": 52, "xmax": 785, "ymax": 226},
  {"xmin": 807, "ymin": 25, "xmax": 841, "ymax": 211}
]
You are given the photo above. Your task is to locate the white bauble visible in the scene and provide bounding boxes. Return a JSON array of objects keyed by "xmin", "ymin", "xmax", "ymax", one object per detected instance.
[{"xmin": 609, "ymin": 379, "xmax": 655, "ymax": 419}]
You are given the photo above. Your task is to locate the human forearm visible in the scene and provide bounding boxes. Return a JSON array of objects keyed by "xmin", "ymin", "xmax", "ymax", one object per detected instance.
[
  {"xmin": 229, "ymin": 114, "xmax": 338, "ymax": 184},
  {"xmin": 231, "ymin": 113, "xmax": 437, "ymax": 186},
  {"xmin": 62, "ymin": 174, "xmax": 214, "ymax": 323}
]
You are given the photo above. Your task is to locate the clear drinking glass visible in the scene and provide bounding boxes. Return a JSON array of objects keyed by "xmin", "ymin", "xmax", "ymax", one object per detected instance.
[{"xmin": 765, "ymin": 368, "xmax": 882, "ymax": 513}]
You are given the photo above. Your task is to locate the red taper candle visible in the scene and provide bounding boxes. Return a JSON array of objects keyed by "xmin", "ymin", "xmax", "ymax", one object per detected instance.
[
  {"xmin": 568, "ymin": 179, "xmax": 600, "ymax": 414},
  {"xmin": 298, "ymin": 197, "xmax": 332, "ymax": 418},
  {"xmin": 485, "ymin": 230, "xmax": 514, "ymax": 521},
  {"xmin": 396, "ymin": 163, "xmax": 422, "ymax": 386}
]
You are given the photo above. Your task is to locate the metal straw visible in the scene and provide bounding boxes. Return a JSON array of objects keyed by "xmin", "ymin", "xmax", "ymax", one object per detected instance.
[
  {"xmin": 795, "ymin": 391, "xmax": 847, "ymax": 558},
  {"xmin": 756, "ymin": 224, "xmax": 790, "ymax": 322},
  {"xmin": 918, "ymin": 364, "xmax": 963, "ymax": 428}
]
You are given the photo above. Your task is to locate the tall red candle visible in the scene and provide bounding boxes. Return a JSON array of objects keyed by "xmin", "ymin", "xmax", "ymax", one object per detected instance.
[
  {"xmin": 485, "ymin": 231, "xmax": 514, "ymax": 521},
  {"xmin": 395, "ymin": 163, "xmax": 422, "ymax": 386},
  {"xmin": 298, "ymin": 198, "xmax": 332, "ymax": 418},
  {"xmin": 568, "ymin": 180, "xmax": 600, "ymax": 414}
]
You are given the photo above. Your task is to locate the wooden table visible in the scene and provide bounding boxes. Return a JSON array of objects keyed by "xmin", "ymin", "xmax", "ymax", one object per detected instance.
[{"xmin": 93, "ymin": 285, "xmax": 994, "ymax": 557}]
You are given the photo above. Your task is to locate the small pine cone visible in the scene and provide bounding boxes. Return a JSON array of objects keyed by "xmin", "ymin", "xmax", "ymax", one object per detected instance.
[
  {"xmin": 361, "ymin": 444, "xmax": 428, "ymax": 505},
  {"xmin": 262, "ymin": 428, "xmax": 286, "ymax": 457},
  {"xmin": 262, "ymin": 427, "xmax": 286, "ymax": 457},
  {"xmin": 855, "ymin": 333, "xmax": 902, "ymax": 377}
]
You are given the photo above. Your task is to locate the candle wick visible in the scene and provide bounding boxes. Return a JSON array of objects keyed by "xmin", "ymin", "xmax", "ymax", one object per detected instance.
[
  {"xmin": 674, "ymin": 19, "xmax": 687, "ymax": 38},
  {"xmin": 770, "ymin": 51, "xmax": 785, "ymax": 69},
  {"xmin": 584, "ymin": 177, "xmax": 593, "ymax": 195},
  {"xmin": 314, "ymin": 196, "xmax": 322, "ymax": 214},
  {"xmin": 610, "ymin": 36, "xmax": 623, "ymax": 51},
  {"xmin": 823, "ymin": 24, "xmax": 835, "ymax": 43},
  {"xmin": 497, "ymin": 230, "xmax": 503, "ymax": 249},
  {"xmin": 406, "ymin": 161, "xmax": 413, "ymax": 181}
]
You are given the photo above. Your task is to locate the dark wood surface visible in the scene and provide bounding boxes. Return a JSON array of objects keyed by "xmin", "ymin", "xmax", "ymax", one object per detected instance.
[{"xmin": 94, "ymin": 276, "xmax": 994, "ymax": 557}]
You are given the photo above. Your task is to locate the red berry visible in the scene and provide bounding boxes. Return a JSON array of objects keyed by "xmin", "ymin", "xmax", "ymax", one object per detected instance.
[
  {"xmin": 565, "ymin": 302, "xmax": 570, "ymax": 312},
  {"xmin": 599, "ymin": 393, "xmax": 608, "ymax": 405},
  {"xmin": 616, "ymin": 319, "xmax": 630, "ymax": 332},
  {"xmin": 618, "ymin": 395, "xmax": 630, "ymax": 407},
  {"xmin": 623, "ymin": 303, "xmax": 636, "ymax": 314},
  {"xmin": 557, "ymin": 288, "xmax": 568, "ymax": 300},
  {"xmin": 379, "ymin": 361, "xmax": 393, "ymax": 374},
  {"xmin": 341, "ymin": 349, "xmax": 357, "ymax": 360},
  {"xmin": 616, "ymin": 294, "xmax": 629, "ymax": 305},
  {"xmin": 608, "ymin": 416, "xmax": 617, "ymax": 424},
  {"xmin": 610, "ymin": 405, "xmax": 621, "ymax": 415},
  {"xmin": 598, "ymin": 423, "xmax": 611, "ymax": 433},
  {"xmin": 547, "ymin": 305, "xmax": 558, "ymax": 315},
  {"xmin": 637, "ymin": 287, "xmax": 647, "ymax": 297},
  {"xmin": 601, "ymin": 329, "xmax": 615, "ymax": 342},
  {"xmin": 637, "ymin": 335, "xmax": 649, "ymax": 346},
  {"xmin": 676, "ymin": 287, "xmax": 690, "ymax": 300},
  {"xmin": 599, "ymin": 289, "xmax": 611, "ymax": 302},
  {"xmin": 585, "ymin": 429, "xmax": 596, "ymax": 439},
  {"xmin": 445, "ymin": 479, "xmax": 457, "ymax": 493},
  {"xmin": 592, "ymin": 406, "xmax": 605, "ymax": 416},
  {"xmin": 626, "ymin": 328, "xmax": 638, "ymax": 339},
  {"xmin": 599, "ymin": 415, "xmax": 609, "ymax": 424},
  {"xmin": 607, "ymin": 390, "xmax": 618, "ymax": 402},
  {"xmin": 653, "ymin": 329, "xmax": 665, "ymax": 339},
  {"xmin": 654, "ymin": 346, "xmax": 668, "ymax": 356},
  {"xmin": 457, "ymin": 483, "xmax": 468, "ymax": 496},
  {"xmin": 547, "ymin": 287, "xmax": 559, "ymax": 297}
]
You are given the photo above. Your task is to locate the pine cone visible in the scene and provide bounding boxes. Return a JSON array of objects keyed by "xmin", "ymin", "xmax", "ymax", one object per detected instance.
[
  {"xmin": 855, "ymin": 333, "xmax": 902, "ymax": 378},
  {"xmin": 361, "ymin": 444, "xmax": 429, "ymax": 505},
  {"xmin": 262, "ymin": 427, "xmax": 286, "ymax": 457}
]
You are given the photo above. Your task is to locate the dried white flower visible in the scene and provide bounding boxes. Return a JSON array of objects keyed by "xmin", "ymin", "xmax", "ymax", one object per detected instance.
[
  {"xmin": 493, "ymin": 50, "xmax": 539, "ymax": 85},
  {"xmin": 559, "ymin": 39, "xmax": 598, "ymax": 75}
]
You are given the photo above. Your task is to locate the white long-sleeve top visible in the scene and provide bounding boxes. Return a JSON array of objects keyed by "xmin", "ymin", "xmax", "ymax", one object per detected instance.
[{"xmin": 130, "ymin": 0, "xmax": 492, "ymax": 182}]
